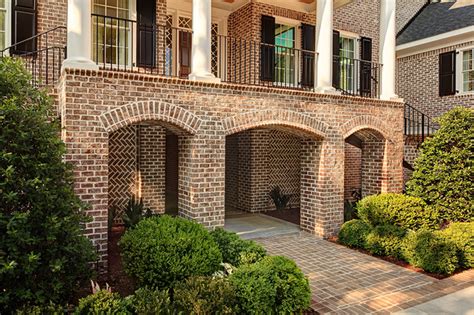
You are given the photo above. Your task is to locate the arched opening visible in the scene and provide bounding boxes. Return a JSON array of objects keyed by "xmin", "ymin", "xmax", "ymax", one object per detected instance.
[{"xmin": 224, "ymin": 124, "xmax": 324, "ymax": 239}]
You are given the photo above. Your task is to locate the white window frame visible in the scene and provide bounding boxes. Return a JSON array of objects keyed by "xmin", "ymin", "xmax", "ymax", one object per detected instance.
[
  {"xmin": 456, "ymin": 45, "xmax": 474, "ymax": 95},
  {"xmin": 337, "ymin": 30, "xmax": 360, "ymax": 94},
  {"xmin": 0, "ymin": 0, "xmax": 11, "ymax": 54},
  {"xmin": 274, "ymin": 16, "xmax": 301, "ymax": 88}
]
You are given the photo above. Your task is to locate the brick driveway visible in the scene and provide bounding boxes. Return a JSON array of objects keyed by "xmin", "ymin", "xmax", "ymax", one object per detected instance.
[{"xmin": 257, "ymin": 233, "xmax": 474, "ymax": 314}]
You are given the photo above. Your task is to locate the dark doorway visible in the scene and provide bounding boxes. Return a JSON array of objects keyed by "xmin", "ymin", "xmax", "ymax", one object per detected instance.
[
  {"xmin": 165, "ymin": 132, "xmax": 179, "ymax": 215},
  {"xmin": 137, "ymin": 0, "xmax": 156, "ymax": 67}
]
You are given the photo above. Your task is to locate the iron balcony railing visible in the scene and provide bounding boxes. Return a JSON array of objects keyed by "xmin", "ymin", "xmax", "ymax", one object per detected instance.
[
  {"xmin": 333, "ymin": 55, "xmax": 381, "ymax": 98},
  {"xmin": 0, "ymin": 26, "xmax": 67, "ymax": 87},
  {"xmin": 404, "ymin": 103, "xmax": 438, "ymax": 142}
]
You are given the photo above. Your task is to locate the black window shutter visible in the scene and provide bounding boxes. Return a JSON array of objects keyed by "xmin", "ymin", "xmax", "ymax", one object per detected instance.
[
  {"xmin": 11, "ymin": 0, "xmax": 37, "ymax": 54},
  {"xmin": 332, "ymin": 30, "xmax": 340, "ymax": 89},
  {"xmin": 301, "ymin": 23, "xmax": 315, "ymax": 87},
  {"xmin": 260, "ymin": 15, "xmax": 275, "ymax": 81},
  {"xmin": 359, "ymin": 36, "xmax": 372, "ymax": 97},
  {"xmin": 439, "ymin": 51, "xmax": 456, "ymax": 96},
  {"xmin": 137, "ymin": 0, "xmax": 157, "ymax": 68}
]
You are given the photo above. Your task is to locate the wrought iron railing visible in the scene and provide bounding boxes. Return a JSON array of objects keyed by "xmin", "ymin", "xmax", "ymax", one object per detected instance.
[
  {"xmin": 333, "ymin": 55, "xmax": 381, "ymax": 98},
  {"xmin": 404, "ymin": 103, "xmax": 438, "ymax": 142},
  {"xmin": 0, "ymin": 26, "xmax": 67, "ymax": 87}
]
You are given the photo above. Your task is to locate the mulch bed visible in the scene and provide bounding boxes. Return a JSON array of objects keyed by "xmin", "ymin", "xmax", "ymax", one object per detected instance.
[{"xmin": 328, "ymin": 237, "xmax": 467, "ymax": 280}]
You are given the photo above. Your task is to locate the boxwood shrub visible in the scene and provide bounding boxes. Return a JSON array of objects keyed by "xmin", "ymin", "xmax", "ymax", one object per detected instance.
[
  {"xmin": 173, "ymin": 276, "xmax": 238, "ymax": 314},
  {"xmin": 119, "ymin": 215, "xmax": 222, "ymax": 289},
  {"xmin": 229, "ymin": 256, "xmax": 311, "ymax": 313},
  {"xmin": 366, "ymin": 224, "xmax": 406, "ymax": 259},
  {"xmin": 437, "ymin": 222, "xmax": 473, "ymax": 268},
  {"xmin": 357, "ymin": 193, "xmax": 440, "ymax": 230},
  {"xmin": 210, "ymin": 228, "xmax": 267, "ymax": 266},
  {"xmin": 74, "ymin": 290, "xmax": 128, "ymax": 315},
  {"xmin": 403, "ymin": 230, "xmax": 459, "ymax": 275},
  {"xmin": 124, "ymin": 287, "xmax": 173, "ymax": 314},
  {"xmin": 338, "ymin": 219, "xmax": 372, "ymax": 249}
]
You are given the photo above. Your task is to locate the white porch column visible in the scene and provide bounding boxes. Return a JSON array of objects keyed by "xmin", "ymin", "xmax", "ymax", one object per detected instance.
[
  {"xmin": 379, "ymin": 0, "xmax": 397, "ymax": 100},
  {"xmin": 62, "ymin": 0, "xmax": 98, "ymax": 70},
  {"xmin": 315, "ymin": 0, "xmax": 336, "ymax": 93},
  {"xmin": 189, "ymin": 0, "xmax": 220, "ymax": 83}
]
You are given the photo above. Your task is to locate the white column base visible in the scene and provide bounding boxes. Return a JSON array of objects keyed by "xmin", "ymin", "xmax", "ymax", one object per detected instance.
[
  {"xmin": 62, "ymin": 58, "xmax": 99, "ymax": 71},
  {"xmin": 315, "ymin": 86, "xmax": 340, "ymax": 94},
  {"xmin": 380, "ymin": 94, "xmax": 401, "ymax": 101},
  {"xmin": 189, "ymin": 72, "xmax": 221, "ymax": 83}
]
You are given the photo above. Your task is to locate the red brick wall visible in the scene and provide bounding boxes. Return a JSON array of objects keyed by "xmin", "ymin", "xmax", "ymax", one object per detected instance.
[{"xmin": 344, "ymin": 143, "xmax": 362, "ymax": 201}]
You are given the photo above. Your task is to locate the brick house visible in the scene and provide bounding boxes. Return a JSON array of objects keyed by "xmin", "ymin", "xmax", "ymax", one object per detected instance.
[
  {"xmin": 1, "ymin": 0, "xmax": 413, "ymax": 269},
  {"xmin": 396, "ymin": 0, "xmax": 474, "ymax": 179}
]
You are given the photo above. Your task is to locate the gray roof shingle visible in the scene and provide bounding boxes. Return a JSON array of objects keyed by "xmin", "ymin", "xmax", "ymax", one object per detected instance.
[{"xmin": 397, "ymin": 2, "xmax": 474, "ymax": 46}]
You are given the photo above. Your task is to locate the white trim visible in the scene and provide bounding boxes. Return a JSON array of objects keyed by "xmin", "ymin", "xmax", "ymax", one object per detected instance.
[
  {"xmin": 456, "ymin": 45, "xmax": 474, "ymax": 95},
  {"xmin": 397, "ymin": 26, "xmax": 474, "ymax": 58},
  {"xmin": 0, "ymin": 0, "xmax": 11, "ymax": 52}
]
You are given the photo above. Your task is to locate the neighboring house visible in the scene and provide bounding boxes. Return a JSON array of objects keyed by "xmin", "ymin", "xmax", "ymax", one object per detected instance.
[
  {"xmin": 1, "ymin": 0, "xmax": 406, "ymax": 269},
  {"xmin": 396, "ymin": 0, "xmax": 474, "ymax": 180}
]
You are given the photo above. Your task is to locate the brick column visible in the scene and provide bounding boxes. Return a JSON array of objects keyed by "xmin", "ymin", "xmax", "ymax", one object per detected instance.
[
  {"xmin": 361, "ymin": 140, "xmax": 385, "ymax": 197},
  {"xmin": 301, "ymin": 137, "xmax": 344, "ymax": 237},
  {"xmin": 178, "ymin": 126, "xmax": 225, "ymax": 228}
]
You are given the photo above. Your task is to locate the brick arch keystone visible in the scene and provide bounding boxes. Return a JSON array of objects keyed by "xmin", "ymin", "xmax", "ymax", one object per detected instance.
[
  {"xmin": 340, "ymin": 115, "xmax": 390, "ymax": 140},
  {"xmin": 99, "ymin": 101, "xmax": 202, "ymax": 134},
  {"xmin": 222, "ymin": 109, "xmax": 329, "ymax": 139}
]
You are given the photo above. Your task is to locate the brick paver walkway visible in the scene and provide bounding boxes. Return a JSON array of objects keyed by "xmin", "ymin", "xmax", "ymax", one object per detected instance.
[{"xmin": 258, "ymin": 233, "xmax": 474, "ymax": 314}]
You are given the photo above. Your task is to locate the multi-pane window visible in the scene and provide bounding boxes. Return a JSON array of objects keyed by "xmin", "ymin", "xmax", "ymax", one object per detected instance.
[
  {"xmin": 0, "ymin": 0, "xmax": 7, "ymax": 51},
  {"xmin": 462, "ymin": 49, "xmax": 474, "ymax": 92},
  {"xmin": 274, "ymin": 24, "xmax": 295, "ymax": 85},
  {"xmin": 92, "ymin": 0, "xmax": 130, "ymax": 66},
  {"xmin": 339, "ymin": 36, "xmax": 356, "ymax": 93}
]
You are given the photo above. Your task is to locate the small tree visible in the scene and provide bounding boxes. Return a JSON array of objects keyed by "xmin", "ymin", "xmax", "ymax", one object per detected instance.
[
  {"xmin": 406, "ymin": 107, "xmax": 473, "ymax": 222},
  {"xmin": 0, "ymin": 58, "xmax": 96, "ymax": 311}
]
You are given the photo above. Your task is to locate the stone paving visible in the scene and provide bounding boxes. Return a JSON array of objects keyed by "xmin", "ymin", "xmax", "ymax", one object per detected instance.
[{"xmin": 257, "ymin": 233, "xmax": 474, "ymax": 314}]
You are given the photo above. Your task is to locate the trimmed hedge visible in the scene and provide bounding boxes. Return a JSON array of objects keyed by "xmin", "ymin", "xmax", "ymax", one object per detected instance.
[
  {"xmin": 366, "ymin": 224, "xmax": 406, "ymax": 259},
  {"xmin": 173, "ymin": 276, "xmax": 238, "ymax": 314},
  {"xmin": 230, "ymin": 256, "xmax": 311, "ymax": 313},
  {"xmin": 124, "ymin": 287, "xmax": 173, "ymax": 314},
  {"xmin": 119, "ymin": 215, "xmax": 222, "ymax": 289},
  {"xmin": 403, "ymin": 230, "xmax": 458, "ymax": 275},
  {"xmin": 338, "ymin": 219, "xmax": 372, "ymax": 249},
  {"xmin": 74, "ymin": 290, "xmax": 128, "ymax": 315},
  {"xmin": 357, "ymin": 193, "xmax": 440, "ymax": 230},
  {"xmin": 437, "ymin": 222, "xmax": 473, "ymax": 268},
  {"xmin": 210, "ymin": 228, "xmax": 267, "ymax": 266}
]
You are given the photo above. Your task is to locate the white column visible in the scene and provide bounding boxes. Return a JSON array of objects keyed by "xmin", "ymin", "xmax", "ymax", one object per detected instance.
[
  {"xmin": 62, "ymin": 0, "xmax": 98, "ymax": 70},
  {"xmin": 189, "ymin": 0, "xmax": 220, "ymax": 83},
  {"xmin": 315, "ymin": 0, "xmax": 336, "ymax": 93},
  {"xmin": 379, "ymin": 0, "xmax": 397, "ymax": 100}
]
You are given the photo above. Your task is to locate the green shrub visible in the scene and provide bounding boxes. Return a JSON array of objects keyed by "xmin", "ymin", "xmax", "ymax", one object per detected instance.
[
  {"xmin": 406, "ymin": 107, "xmax": 474, "ymax": 222},
  {"xmin": 124, "ymin": 287, "xmax": 173, "ymax": 315},
  {"xmin": 210, "ymin": 228, "xmax": 266, "ymax": 266},
  {"xmin": 173, "ymin": 276, "xmax": 238, "ymax": 314},
  {"xmin": 357, "ymin": 193, "xmax": 440, "ymax": 230},
  {"xmin": 230, "ymin": 256, "xmax": 311, "ymax": 314},
  {"xmin": 338, "ymin": 219, "xmax": 371, "ymax": 249},
  {"xmin": 403, "ymin": 230, "xmax": 459, "ymax": 275},
  {"xmin": 366, "ymin": 224, "xmax": 406, "ymax": 259},
  {"xmin": 0, "ymin": 58, "xmax": 96, "ymax": 311},
  {"xmin": 119, "ymin": 215, "xmax": 222, "ymax": 289},
  {"xmin": 269, "ymin": 186, "xmax": 290, "ymax": 211},
  {"xmin": 74, "ymin": 290, "xmax": 128, "ymax": 315},
  {"xmin": 15, "ymin": 302, "xmax": 66, "ymax": 315},
  {"xmin": 122, "ymin": 196, "xmax": 153, "ymax": 229},
  {"xmin": 438, "ymin": 222, "xmax": 474, "ymax": 268}
]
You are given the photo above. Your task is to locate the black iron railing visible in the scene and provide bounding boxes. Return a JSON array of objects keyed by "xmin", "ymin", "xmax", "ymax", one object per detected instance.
[
  {"xmin": 0, "ymin": 26, "xmax": 67, "ymax": 87},
  {"xmin": 404, "ymin": 103, "xmax": 438, "ymax": 142},
  {"xmin": 333, "ymin": 55, "xmax": 381, "ymax": 98}
]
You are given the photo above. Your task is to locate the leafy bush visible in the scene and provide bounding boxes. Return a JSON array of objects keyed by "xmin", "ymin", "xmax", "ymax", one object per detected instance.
[
  {"xmin": 366, "ymin": 224, "xmax": 406, "ymax": 259},
  {"xmin": 269, "ymin": 186, "xmax": 290, "ymax": 211},
  {"xmin": 173, "ymin": 276, "xmax": 238, "ymax": 314},
  {"xmin": 210, "ymin": 228, "xmax": 266, "ymax": 266},
  {"xmin": 122, "ymin": 196, "xmax": 153, "ymax": 229},
  {"xmin": 438, "ymin": 222, "xmax": 473, "ymax": 268},
  {"xmin": 338, "ymin": 219, "xmax": 372, "ymax": 249},
  {"xmin": 357, "ymin": 193, "xmax": 440, "ymax": 230},
  {"xmin": 124, "ymin": 287, "xmax": 173, "ymax": 314},
  {"xmin": 230, "ymin": 256, "xmax": 311, "ymax": 313},
  {"xmin": 119, "ymin": 215, "xmax": 222, "ymax": 289},
  {"xmin": 403, "ymin": 230, "xmax": 459, "ymax": 275},
  {"xmin": 0, "ymin": 58, "xmax": 96, "ymax": 311},
  {"xmin": 406, "ymin": 107, "xmax": 474, "ymax": 222},
  {"xmin": 74, "ymin": 290, "xmax": 128, "ymax": 315},
  {"xmin": 15, "ymin": 302, "xmax": 66, "ymax": 315}
]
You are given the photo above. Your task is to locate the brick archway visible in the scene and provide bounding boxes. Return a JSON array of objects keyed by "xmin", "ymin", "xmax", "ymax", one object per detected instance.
[
  {"xmin": 99, "ymin": 101, "xmax": 202, "ymax": 134},
  {"xmin": 222, "ymin": 109, "xmax": 329, "ymax": 139},
  {"xmin": 340, "ymin": 115, "xmax": 390, "ymax": 140}
]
